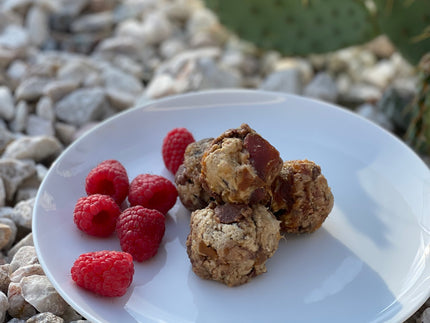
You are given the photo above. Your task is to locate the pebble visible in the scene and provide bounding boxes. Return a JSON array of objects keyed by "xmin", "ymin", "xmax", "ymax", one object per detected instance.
[
  {"xmin": 0, "ymin": 86, "xmax": 15, "ymax": 121},
  {"xmin": 21, "ymin": 275, "xmax": 68, "ymax": 316},
  {"xmin": 0, "ymin": 291, "xmax": 8, "ymax": 322},
  {"xmin": 0, "ymin": 0, "xmax": 423, "ymax": 321},
  {"xmin": 55, "ymin": 87, "xmax": 107, "ymax": 126},
  {"xmin": 260, "ymin": 69, "xmax": 303, "ymax": 94},
  {"xmin": 304, "ymin": 72, "xmax": 338, "ymax": 103}
]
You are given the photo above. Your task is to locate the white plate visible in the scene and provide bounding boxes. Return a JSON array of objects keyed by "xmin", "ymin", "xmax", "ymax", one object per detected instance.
[{"xmin": 33, "ymin": 90, "xmax": 430, "ymax": 323}]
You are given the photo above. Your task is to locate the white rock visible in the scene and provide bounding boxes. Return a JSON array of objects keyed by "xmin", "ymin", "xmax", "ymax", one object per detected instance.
[
  {"xmin": 95, "ymin": 36, "xmax": 145, "ymax": 60},
  {"xmin": 102, "ymin": 66, "xmax": 143, "ymax": 95},
  {"xmin": 0, "ymin": 159, "xmax": 35, "ymax": 201},
  {"xmin": 9, "ymin": 246, "xmax": 38, "ymax": 273},
  {"xmin": 42, "ymin": 80, "xmax": 80, "ymax": 102},
  {"xmin": 362, "ymin": 60, "xmax": 396, "ymax": 88},
  {"xmin": 304, "ymin": 72, "xmax": 338, "ymax": 102},
  {"xmin": 11, "ymin": 198, "xmax": 35, "ymax": 230},
  {"xmin": 9, "ymin": 264, "xmax": 44, "ymax": 284},
  {"xmin": 0, "ymin": 291, "xmax": 8, "ymax": 323},
  {"xmin": 35, "ymin": 96, "xmax": 54, "ymax": 121},
  {"xmin": 71, "ymin": 11, "xmax": 114, "ymax": 33},
  {"xmin": 274, "ymin": 57, "xmax": 314, "ymax": 84},
  {"xmin": 0, "ymin": 87, "xmax": 15, "ymax": 121},
  {"xmin": 56, "ymin": 0, "xmax": 88, "ymax": 17},
  {"xmin": 186, "ymin": 7, "xmax": 218, "ymax": 36},
  {"xmin": 160, "ymin": 36, "xmax": 186, "ymax": 59},
  {"xmin": 144, "ymin": 73, "xmax": 178, "ymax": 99},
  {"xmin": 9, "ymin": 100, "xmax": 28, "ymax": 133},
  {"xmin": 342, "ymin": 83, "xmax": 382, "ymax": 103},
  {"xmin": 106, "ymin": 88, "xmax": 136, "ymax": 110},
  {"xmin": 26, "ymin": 312, "xmax": 64, "ymax": 323},
  {"xmin": 26, "ymin": 5, "xmax": 49, "ymax": 46},
  {"xmin": 6, "ymin": 60, "xmax": 27, "ymax": 85},
  {"xmin": 259, "ymin": 69, "xmax": 303, "ymax": 94},
  {"xmin": 21, "ymin": 275, "xmax": 67, "ymax": 316},
  {"xmin": 0, "ymin": 217, "xmax": 16, "ymax": 249},
  {"xmin": 112, "ymin": 55, "xmax": 144, "ymax": 79},
  {"xmin": 55, "ymin": 87, "xmax": 107, "ymax": 126},
  {"xmin": 7, "ymin": 281, "xmax": 36, "ymax": 319},
  {"xmin": 197, "ymin": 57, "xmax": 241, "ymax": 90},
  {"xmin": 3, "ymin": 136, "xmax": 62, "ymax": 162},
  {"xmin": 2, "ymin": 0, "xmax": 33, "ymax": 13},
  {"xmin": 116, "ymin": 19, "xmax": 146, "ymax": 40},
  {"xmin": 15, "ymin": 77, "xmax": 50, "ymax": 101},
  {"xmin": 26, "ymin": 115, "xmax": 54, "ymax": 136},
  {"xmin": 0, "ymin": 25, "xmax": 29, "ymax": 49},
  {"xmin": 57, "ymin": 60, "xmax": 99, "ymax": 85},
  {"xmin": 141, "ymin": 11, "xmax": 173, "ymax": 45}
]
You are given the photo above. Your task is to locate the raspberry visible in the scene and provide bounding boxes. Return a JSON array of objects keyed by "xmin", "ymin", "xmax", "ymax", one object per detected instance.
[
  {"xmin": 116, "ymin": 206, "xmax": 165, "ymax": 262},
  {"xmin": 85, "ymin": 159, "xmax": 129, "ymax": 205},
  {"xmin": 128, "ymin": 174, "xmax": 178, "ymax": 215},
  {"xmin": 73, "ymin": 194, "xmax": 121, "ymax": 237},
  {"xmin": 71, "ymin": 250, "xmax": 134, "ymax": 297},
  {"xmin": 162, "ymin": 127, "xmax": 195, "ymax": 174}
]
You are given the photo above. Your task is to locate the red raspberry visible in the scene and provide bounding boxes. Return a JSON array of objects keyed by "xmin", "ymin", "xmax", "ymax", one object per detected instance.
[
  {"xmin": 71, "ymin": 250, "xmax": 134, "ymax": 297},
  {"xmin": 85, "ymin": 159, "xmax": 129, "ymax": 205},
  {"xmin": 116, "ymin": 206, "xmax": 165, "ymax": 262},
  {"xmin": 162, "ymin": 127, "xmax": 195, "ymax": 174},
  {"xmin": 73, "ymin": 194, "xmax": 121, "ymax": 237},
  {"xmin": 128, "ymin": 174, "xmax": 178, "ymax": 215}
]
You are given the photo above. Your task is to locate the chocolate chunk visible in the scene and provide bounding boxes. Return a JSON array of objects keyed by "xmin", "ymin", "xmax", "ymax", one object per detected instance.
[
  {"xmin": 198, "ymin": 241, "xmax": 218, "ymax": 258},
  {"xmin": 214, "ymin": 204, "xmax": 252, "ymax": 224},
  {"xmin": 244, "ymin": 133, "xmax": 282, "ymax": 182}
]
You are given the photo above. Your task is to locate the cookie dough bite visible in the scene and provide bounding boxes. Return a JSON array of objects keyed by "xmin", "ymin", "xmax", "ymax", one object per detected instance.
[
  {"xmin": 271, "ymin": 159, "xmax": 334, "ymax": 234},
  {"xmin": 201, "ymin": 124, "xmax": 283, "ymax": 205},
  {"xmin": 186, "ymin": 202, "xmax": 280, "ymax": 287},
  {"xmin": 175, "ymin": 138, "xmax": 214, "ymax": 211}
]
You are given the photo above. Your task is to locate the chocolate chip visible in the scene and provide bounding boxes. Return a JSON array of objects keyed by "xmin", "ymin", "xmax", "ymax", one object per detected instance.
[
  {"xmin": 214, "ymin": 203, "xmax": 252, "ymax": 224},
  {"xmin": 244, "ymin": 133, "xmax": 282, "ymax": 181}
]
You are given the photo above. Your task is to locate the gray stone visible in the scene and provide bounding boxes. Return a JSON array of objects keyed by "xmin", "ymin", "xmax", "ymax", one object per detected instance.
[
  {"xmin": 421, "ymin": 308, "xmax": 430, "ymax": 323},
  {"xmin": 0, "ymin": 25, "xmax": 28, "ymax": 49},
  {"xmin": 141, "ymin": 12, "xmax": 173, "ymax": 45},
  {"xmin": 112, "ymin": 55, "xmax": 144, "ymax": 79},
  {"xmin": 95, "ymin": 36, "xmax": 145, "ymax": 60},
  {"xmin": 26, "ymin": 5, "xmax": 49, "ymax": 47},
  {"xmin": 11, "ymin": 198, "xmax": 35, "ymax": 231},
  {"xmin": 55, "ymin": 87, "xmax": 107, "ymax": 126},
  {"xmin": 25, "ymin": 115, "xmax": 54, "ymax": 136},
  {"xmin": 102, "ymin": 66, "xmax": 143, "ymax": 95},
  {"xmin": 1, "ymin": 0, "xmax": 33, "ymax": 13},
  {"xmin": 341, "ymin": 83, "xmax": 382, "ymax": 104},
  {"xmin": 198, "ymin": 57, "xmax": 241, "ymax": 90},
  {"xmin": 71, "ymin": 11, "xmax": 114, "ymax": 33},
  {"xmin": 9, "ymin": 100, "xmax": 28, "ymax": 133},
  {"xmin": 21, "ymin": 275, "xmax": 68, "ymax": 316},
  {"xmin": 106, "ymin": 88, "xmax": 136, "ymax": 110},
  {"xmin": 56, "ymin": 0, "xmax": 89, "ymax": 17},
  {"xmin": 0, "ymin": 223, "xmax": 12, "ymax": 250},
  {"xmin": 362, "ymin": 60, "xmax": 396, "ymax": 88},
  {"xmin": 3, "ymin": 135, "xmax": 62, "ymax": 162},
  {"xmin": 160, "ymin": 37, "xmax": 186, "ymax": 60},
  {"xmin": 259, "ymin": 69, "xmax": 303, "ymax": 94},
  {"xmin": 0, "ymin": 87, "xmax": 15, "ymax": 121},
  {"xmin": 42, "ymin": 80, "xmax": 80, "ymax": 102},
  {"xmin": 0, "ymin": 264, "xmax": 10, "ymax": 294},
  {"xmin": 356, "ymin": 103, "xmax": 394, "ymax": 131},
  {"xmin": 6, "ymin": 60, "xmax": 27, "ymax": 85},
  {"xmin": 0, "ymin": 128, "xmax": 14, "ymax": 154},
  {"xmin": 304, "ymin": 73, "xmax": 338, "ymax": 103},
  {"xmin": 57, "ymin": 60, "xmax": 99, "ymax": 85},
  {"xmin": 0, "ymin": 290, "xmax": 7, "ymax": 323},
  {"xmin": 15, "ymin": 77, "xmax": 50, "ymax": 101},
  {"xmin": 35, "ymin": 96, "xmax": 54, "ymax": 121},
  {"xmin": 0, "ymin": 159, "xmax": 35, "ymax": 202}
]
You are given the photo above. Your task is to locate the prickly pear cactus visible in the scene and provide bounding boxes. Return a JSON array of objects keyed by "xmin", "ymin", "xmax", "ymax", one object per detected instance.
[
  {"xmin": 374, "ymin": 0, "xmax": 430, "ymax": 65},
  {"xmin": 405, "ymin": 53, "xmax": 430, "ymax": 154},
  {"xmin": 204, "ymin": 0, "xmax": 378, "ymax": 55}
]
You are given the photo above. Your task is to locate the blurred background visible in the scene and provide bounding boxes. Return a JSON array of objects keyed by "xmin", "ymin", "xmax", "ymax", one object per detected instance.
[{"xmin": 0, "ymin": 0, "xmax": 428, "ymax": 322}]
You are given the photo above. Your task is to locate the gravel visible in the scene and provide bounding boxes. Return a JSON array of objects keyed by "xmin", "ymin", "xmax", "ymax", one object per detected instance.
[{"xmin": 0, "ymin": 0, "xmax": 425, "ymax": 322}]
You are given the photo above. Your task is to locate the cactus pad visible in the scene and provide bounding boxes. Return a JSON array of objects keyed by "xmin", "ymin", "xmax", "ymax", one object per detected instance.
[
  {"xmin": 374, "ymin": 0, "xmax": 430, "ymax": 65},
  {"xmin": 204, "ymin": 0, "xmax": 378, "ymax": 55}
]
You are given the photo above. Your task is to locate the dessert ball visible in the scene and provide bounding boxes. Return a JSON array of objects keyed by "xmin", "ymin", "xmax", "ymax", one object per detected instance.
[
  {"xmin": 271, "ymin": 160, "xmax": 334, "ymax": 233},
  {"xmin": 186, "ymin": 202, "xmax": 280, "ymax": 287},
  {"xmin": 175, "ymin": 138, "xmax": 214, "ymax": 211},
  {"xmin": 201, "ymin": 124, "xmax": 283, "ymax": 205}
]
